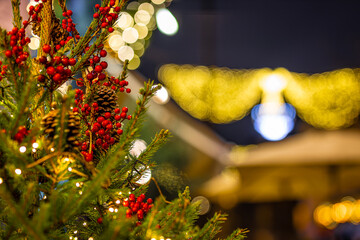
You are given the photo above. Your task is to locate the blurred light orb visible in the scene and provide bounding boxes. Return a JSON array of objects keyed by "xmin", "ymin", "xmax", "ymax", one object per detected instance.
[
  {"xmin": 127, "ymin": 55, "xmax": 141, "ymax": 70},
  {"xmin": 116, "ymin": 12, "xmax": 134, "ymax": 30},
  {"xmin": 134, "ymin": 167, "xmax": 152, "ymax": 185},
  {"xmin": 252, "ymin": 103, "xmax": 296, "ymax": 141},
  {"xmin": 152, "ymin": 0, "xmax": 166, "ymax": 4},
  {"xmin": 127, "ymin": 1, "xmax": 140, "ymax": 10},
  {"xmin": 138, "ymin": 3, "xmax": 155, "ymax": 15},
  {"xmin": 122, "ymin": 27, "xmax": 139, "ymax": 44},
  {"xmin": 130, "ymin": 139, "xmax": 147, "ymax": 157},
  {"xmin": 135, "ymin": 10, "xmax": 151, "ymax": 25},
  {"xmin": 28, "ymin": 37, "xmax": 40, "ymax": 50},
  {"xmin": 108, "ymin": 34, "xmax": 125, "ymax": 50},
  {"xmin": 147, "ymin": 17, "xmax": 157, "ymax": 31},
  {"xmin": 15, "ymin": 168, "xmax": 22, "ymax": 175},
  {"xmin": 134, "ymin": 23, "xmax": 149, "ymax": 39},
  {"xmin": 117, "ymin": 46, "xmax": 134, "ymax": 61},
  {"xmin": 191, "ymin": 196, "xmax": 211, "ymax": 215},
  {"xmin": 152, "ymin": 85, "xmax": 170, "ymax": 104},
  {"xmin": 156, "ymin": 8, "xmax": 178, "ymax": 36}
]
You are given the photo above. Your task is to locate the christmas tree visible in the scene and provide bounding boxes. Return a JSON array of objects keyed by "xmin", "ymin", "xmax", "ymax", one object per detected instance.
[{"xmin": 0, "ymin": 0, "xmax": 247, "ymax": 239}]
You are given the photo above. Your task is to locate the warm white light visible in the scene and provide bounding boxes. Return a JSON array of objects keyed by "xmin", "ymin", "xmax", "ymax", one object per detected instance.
[
  {"xmin": 261, "ymin": 74, "xmax": 287, "ymax": 93},
  {"xmin": 43, "ymin": 195, "xmax": 47, "ymax": 199},
  {"xmin": 68, "ymin": 167, "xmax": 72, "ymax": 172},
  {"xmin": 74, "ymin": 230, "xmax": 78, "ymax": 234},
  {"xmin": 32, "ymin": 142, "xmax": 39, "ymax": 148},
  {"xmin": 138, "ymin": 3, "xmax": 155, "ymax": 15},
  {"xmin": 79, "ymin": 191, "xmax": 83, "ymax": 195},
  {"xmin": 108, "ymin": 34, "xmax": 125, "ymax": 51},
  {"xmin": 50, "ymin": 148, "xmax": 55, "ymax": 152},
  {"xmin": 152, "ymin": 85, "xmax": 170, "ymax": 104},
  {"xmin": 135, "ymin": 10, "xmax": 151, "ymax": 25},
  {"xmin": 83, "ymin": 222, "xmax": 87, "ymax": 226},
  {"xmin": 19, "ymin": 146, "xmax": 26, "ymax": 153},
  {"xmin": 122, "ymin": 27, "xmax": 139, "ymax": 44},
  {"xmin": 0, "ymin": 178, "xmax": 3, "ymax": 184},
  {"xmin": 116, "ymin": 200, "xmax": 121, "ymax": 204},
  {"xmin": 117, "ymin": 46, "xmax": 134, "ymax": 61},
  {"xmin": 109, "ymin": 207, "xmax": 114, "ymax": 212},
  {"xmin": 134, "ymin": 23, "xmax": 148, "ymax": 39},
  {"xmin": 74, "ymin": 237, "xmax": 78, "ymax": 240},
  {"xmin": 151, "ymin": 0, "xmax": 165, "ymax": 4},
  {"xmin": 115, "ymin": 208, "xmax": 118, "ymax": 213},
  {"xmin": 28, "ymin": 37, "xmax": 40, "ymax": 50},
  {"xmin": 32, "ymin": 148, "xmax": 37, "ymax": 153},
  {"xmin": 15, "ymin": 169, "xmax": 22, "ymax": 175},
  {"xmin": 156, "ymin": 8, "xmax": 179, "ymax": 36},
  {"xmin": 118, "ymin": 192, "xmax": 122, "ymax": 195},
  {"xmin": 88, "ymin": 238, "xmax": 94, "ymax": 240},
  {"xmin": 76, "ymin": 182, "xmax": 80, "ymax": 187},
  {"xmin": 130, "ymin": 139, "xmax": 147, "ymax": 157},
  {"xmin": 117, "ymin": 12, "xmax": 134, "ymax": 30},
  {"xmin": 63, "ymin": 157, "xmax": 70, "ymax": 162}
]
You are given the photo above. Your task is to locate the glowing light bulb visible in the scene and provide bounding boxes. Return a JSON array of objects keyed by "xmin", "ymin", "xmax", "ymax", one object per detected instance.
[
  {"xmin": 83, "ymin": 222, "xmax": 87, "ymax": 226},
  {"xmin": 15, "ymin": 169, "xmax": 22, "ymax": 175},
  {"xmin": 251, "ymin": 103, "xmax": 296, "ymax": 141},
  {"xmin": 116, "ymin": 200, "xmax": 121, "ymax": 204},
  {"xmin": 109, "ymin": 207, "xmax": 114, "ymax": 212},
  {"xmin": 76, "ymin": 182, "xmax": 80, "ymax": 187},
  {"xmin": 261, "ymin": 73, "xmax": 287, "ymax": 93},
  {"xmin": 50, "ymin": 148, "xmax": 55, "ymax": 152},
  {"xmin": 19, "ymin": 146, "xmax": 26, "ymax": 153},
  {"xmin": 156, "ymin": 8, "xmax": 179, "ymax": 36},
  {"xmin": 68, "ymin": 167, "xmax": 72, "ymax": 172},
  {"xmin": 88, "ymin": 238, "xmax": 94, "ymax": 240},
  {"xmin": 32, "ymin": 142, "xmax": 39, "ymax": 148},
  {"xmin": 0, "ymin": 178, "xmax": 3, "ymax": 184}
]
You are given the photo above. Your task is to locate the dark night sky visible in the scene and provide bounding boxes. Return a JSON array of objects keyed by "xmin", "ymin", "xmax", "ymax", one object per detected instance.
[{"xmin": 138, "ymin": 0, "xmax": 360, "ymax": 145}]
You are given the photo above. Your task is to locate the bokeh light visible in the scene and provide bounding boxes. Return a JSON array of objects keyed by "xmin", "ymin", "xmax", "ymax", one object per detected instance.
[
  {"xmin": 138, "ymin": 3, "xmax": 155, "ymax": 15},
  {"xmin": 135, "ymin": 10, "xmax": 151, "ymax": 25},
  {"xmin": 122, "ymin": 27, "xmax": 139, "ymax": 44},
  {"xmin": 108, "ymin": 34, "xmax": 125, "ymax": 51},
  {"xmin": 152, "ymin": 85, "xmax": 170, "ymax": 104},
  {"xmin": 28, "ymin": 37, "xmax": 40, "ymax": 50},
  {"xmin": 117, "ymin": 46, "xmax": 134, "ymax": 61},
  {"xmin": 134, "ymin": 23, "xmax": 149, "ymax": 39},
  {"xmin": 116, "ymin": 12, "xmax": 134, "ymax": 30},
  {"xmin": 156, "ymin": 8, "xmax": 178, "ymax": 36},
  {"xmin": 127, "ymin": 55, "xmax": 141, "ymax": 70}
]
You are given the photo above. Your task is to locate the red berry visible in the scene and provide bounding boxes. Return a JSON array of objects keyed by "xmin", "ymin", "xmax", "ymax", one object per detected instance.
[
  {"xmin": 97, "ymin": 217, "xmax": 103, "ymax": 224},
  {"xmin": 120, "ymin": 112, "xmax": 127, "ymax": 119},
  {"xmin": 68, "ymin": 58, "xmax": 76, "ymax": 66},
  {"xmin": 93, "ymin": 56, "xmax": 100, "ymax": 63},
  {"xmin": 127, "ymin": 115, "xmax": 132, "ymax": 120},
  {"xmin": 98, "ymin": 129, "xmax": 105, "ymax": 135},
  {"xmin": 38, "ymin": 56, "xmax": 47, "ymax": 64},
  {"xmin": 129, "ymin": 194, "xmax": 136, "ymax": 202},
  {"xmin": 115, "ymin": 122, "xmax": 121, "ymax": 128},
  {"xmin": 97, "ymin": 116, "xmax": 105, "ymax": 123},
  {"xmin": 5, "ymin": 50, "xmax": 12, "ymax": 58},
  {"xmin": 53, "ymin": 73, "xmax": 62, "ymax": 83},
  {"xmin": 73, "ymin": 107, "xmax": 79, "ymax": 113},
  {"xmin": 126, "ymin": 209, "xmax": 132, "ymax": 215},
  {"xmin": 122, "ymin": 107, "xmax": 128, "ymax": 113},
  {"xmin": 114, "ymin": 6, "xmax": 120, "ymax": 12},
  {"xmin": 95, "ymin": 4, "xmax": 100, "ymax": 9},
  {"xmin": 42, "ymin": 44, "xmax": 51, "ymax": 53},
  {"xmin": 106, "ymin": 124, "xmax": 112, "ymax": 130},
  {"xmin": 117, "ymin": 129, "xmax": 123, "ymax": 135},
  {"xmin": 85, "ymin": 153, "xmax": 93, "ymax": 162},
  {"xmin": 104, "ymin": 112, "xmax": 111, "ymax": 119},
  {"xmin": 95, "ymin": 138, "xmax": 103, "ymax": 145},
  {"xmin": 61, "ymin": 57, "xmax": 69, "ymax": 66},
  {"xmin": 37, "ymin": 74, "xmax": 46, "ymax": 82},
  {"xmin": 66, "ymin": 10, "xmax": 73, "ymax": 16},
  {"xmin": 86, "ymin": 73, "xmax": 94, "ymax": 80},
  {"xmin": 147, "ymin": 198, "xmax": 153, "ymax": 204},
  {"xmin": 94, "ymin": 65, "xmax": 102, "ymax": 73},
  {"xmin": 115, "ymin": 115, "xmax": 121, "ymax": 121},
  {"xmin": 93, "ymin": 12, "xmax": 99, "ymax": 18},
  {"xmin": 100, "ymin": 61, "xmax": 108, "ymax": 69},
  {"xmin": 126, "ymin": 88, "xmax": 131, "ymax": 93},
  {"xmin": 108, "ymin": 27, "xmax": 114, "ymax": 33},
  {"xmin": 99, "ymin": 50, "xmax": 107, "ymax": 57},
  {"xmin": 46, "ymin": 66, "xmax": 56, "ymax": 76}
]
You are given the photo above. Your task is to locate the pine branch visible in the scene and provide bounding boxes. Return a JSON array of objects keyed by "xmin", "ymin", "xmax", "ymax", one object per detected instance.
[
  {"xmin": 223, "ymin": 229, "xmax": 249, "ymax": 240},
  {"xmin": 11, "ymin": 0, "xmax": 22, "ymax": 29},
  {"xmin": 193, "ymin": 212, "xmax": 228, "ymax": 240}
]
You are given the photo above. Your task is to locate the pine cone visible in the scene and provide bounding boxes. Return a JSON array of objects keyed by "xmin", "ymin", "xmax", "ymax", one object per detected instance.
[
  {"xmin": 41, "ymin": 110, "xmax": 80, "ymax": 151},
  {"xmin": 31, "ymin": 10, "xmax": 69, "ymax": 46},
  {"xmin": 93, "ymin": 85, "xmax": 118, "ymax": 118}
]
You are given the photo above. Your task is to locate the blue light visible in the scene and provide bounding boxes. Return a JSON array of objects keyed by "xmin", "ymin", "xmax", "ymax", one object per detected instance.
[{"xmin": 251, "ymin": 103, "xmax": 296, "ymax": 141}]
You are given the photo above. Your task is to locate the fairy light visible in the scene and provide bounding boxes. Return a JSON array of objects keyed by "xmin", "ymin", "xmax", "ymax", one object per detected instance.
[
  {"xmin": 160, "ymin": 237, "xmax": 165, "ymax": 240},
  {"xmin": 115, "ymin": 208, "xmax": 118, "ymax": 213},
  {"xmin": 83, "ymin": 222, "xmax": 87, "ymax": 226},
  {"xmin": 63, "ymin": 157, "xmax": 70, "ymax": 162},
  {"xmin": 43, "ymin": 195, "xmax": 47, "ymax": 200},
  {"xmin": 76, "ymin": 182, "xmax": 80, "ymax": 187},
  {"xmin": 79, "ymin": 191, "xmax": 83, "ymax": 195},
  {"xmin": 74, "ymin": 237, "xmax": 78, "ymax": 240},
  {"xmin": 94, "ymin": 207, "xmax": 97, "ymax": 210},
  {"xmin": 0, "ymin": 178, "xmax": 3, "ymax": 184},
  {"xmin": 19, "ymin": 146, "xmax": 26, "ymax": 153},
  {"xmin": 32, "ymin": 142, "xmax": 39, "ymax": 148},
  {"xmin": 88, "ymin": 238, "xmax": 94, "ymax": 240},
  {"xmin": 74, "ymin": 230, "xmax": 78, "ymax": 234},
  {"xmin": 68, "ymin": 167, "xmax": 72, "ymax": 172},
  {"xmin": 151, "ymin": 238, "xmax": 156, "ymax": 240},
  {"xmin": 115, "ymin": 200, "xmax": 121, "ymax": 204},
  {"xmin": 109, "ymin": 207, "xmax": 114, "ymax": 212},
  {"xmin": 32, "ymin": 148, "xmax": 37, "ymax": 153},
  {"xmin": 119, "ymin": 192, "xmax": 123, "ymax": 195},
  {"xmin": 15, "ymin": 169, "xmax": 22, "ymax": 175},
  {"xmin": 69, "ymin": 237, "xmax": 73, "ymax": 240},
  {"xmin": 50, "ymin": 148, "xmax": 55, "ymax": 152}
]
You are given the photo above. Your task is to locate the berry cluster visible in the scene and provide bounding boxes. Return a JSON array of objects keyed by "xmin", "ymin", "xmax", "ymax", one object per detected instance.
[
  {"xmin": 5, "ymin": 27, "xmax": 31, "ymax": 66},
  {"xmin": 104, "ymin": 76, "xmax": 131, "ymax": 93},
  {"xmin": 37, "ymin": 45, "xmax": 76, "ymax": 85},
  {"xmin": 84, "ymin": 48, "xmax": 108, "ymax": 85},
  {"xmin": 93, "ymin": 1, "xmax": 121, "ymax": 33},
  {"xmin": 123, "ymin": 194, "xmax": 153, "ymax": 224},
  {"xmin": 13, "ymin": 126, "xmax": 30, "ymax": 144},
  {"xmin": 61, "ymin": 9, "xmax": 80, "ymax": 39},
  {"xmin": 24, "ymin": 0, "xmax": 46, "ymax": 27},
  {"xmin": 0, "ymin": 61, "xmax": 7, "ymax": 81}
]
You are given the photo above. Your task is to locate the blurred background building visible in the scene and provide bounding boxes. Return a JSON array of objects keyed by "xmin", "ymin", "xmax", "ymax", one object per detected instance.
[{"xmin": 4, "ymin": 0, "xmax": 360, "ymax": 239}]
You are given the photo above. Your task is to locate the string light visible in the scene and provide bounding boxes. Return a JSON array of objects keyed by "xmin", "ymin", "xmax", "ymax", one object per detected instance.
[
  {"xmin": 68, "ymin": 167, "xmax": 72, "ymax": 172},
  {"xmin": 50, "ymin": 148, "xmax": 55, "ymax": 152},
  {"xmin": 76, "ymin": 182, "xmax": 80, "ymax": 187},
  {"xmin": 115, "ymin": 200, "xmax": 121, "ymax": 204},
  {"xmin": 109, "ymin": 207, "xmax": 114, "ymax": 212},
  {"xmin": 19, "ymin": 146, "xmax": 26, "ymax": 153},
  {"xmin": 83, "ymin": 222, "xmax": 87, "ymax": 226},
  {"xmin": 32, "ymin": 148, "xmax": 37, "ymax": 153},
  {"xmin": 74, "ymin": 230, "xmax": 78, "ymax": 234},
  {"xmin": 88, "ymin": 238, "xmax": 94, "ymax": 240},
  {"xmin": 0, "ymin": 177, "xmax": 3, "ymax": 184},
  {"xmin": 32, "ymin": 142, "xmax": 39, "ymax": 148},
  {"xmin": 79, "ymin": 191, "xmax": 83, "ymax": 195},
  {"xmin": 15, "ymin": 169, "xmax": 22, "ymax": 175}
]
